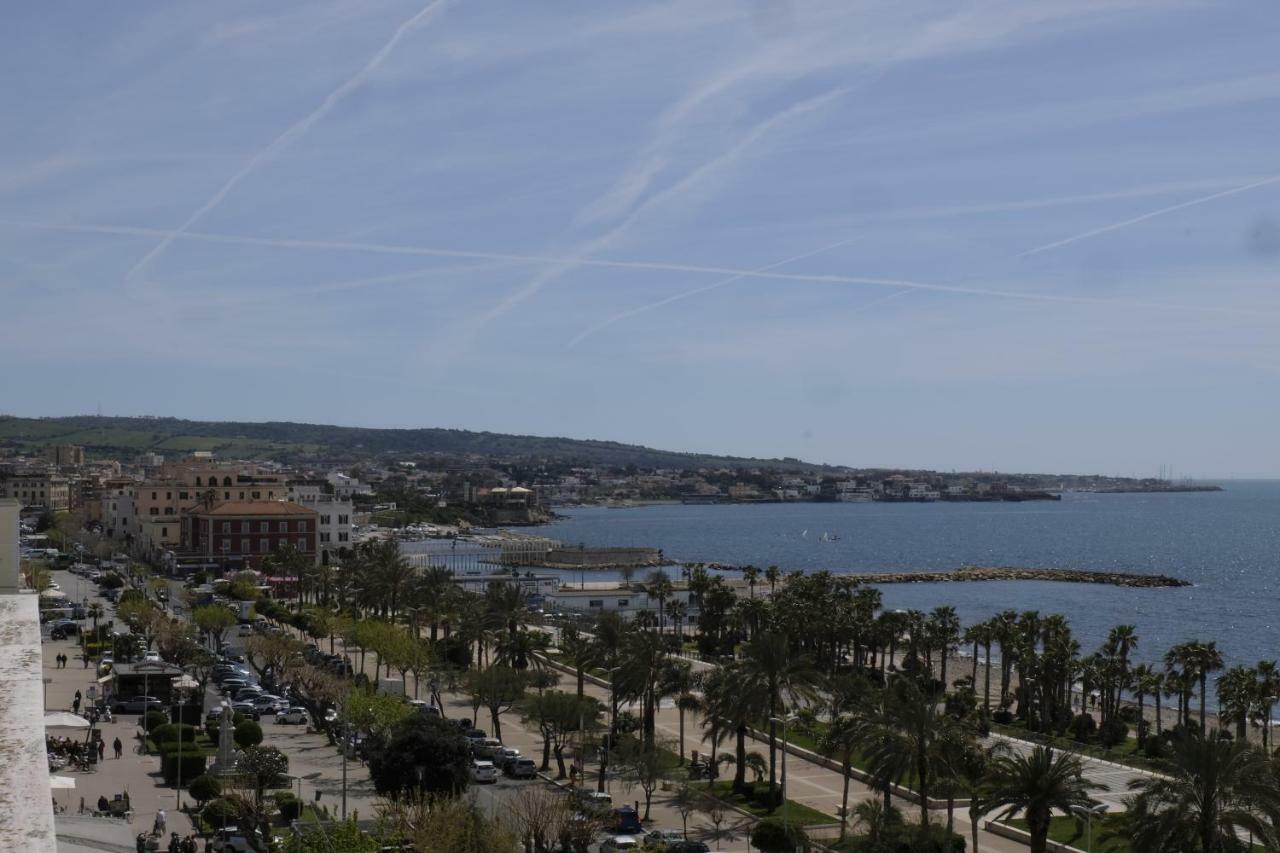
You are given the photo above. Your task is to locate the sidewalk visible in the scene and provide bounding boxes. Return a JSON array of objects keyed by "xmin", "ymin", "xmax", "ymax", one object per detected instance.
[{"xmin": 43, "ymin": 570, "xmax": 196, "ymax": 843}]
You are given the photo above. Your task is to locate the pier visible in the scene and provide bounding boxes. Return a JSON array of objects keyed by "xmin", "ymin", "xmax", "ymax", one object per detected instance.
[{"xmin": 686, "ymin": 562, "xmax": 1191, "ymax": 588}]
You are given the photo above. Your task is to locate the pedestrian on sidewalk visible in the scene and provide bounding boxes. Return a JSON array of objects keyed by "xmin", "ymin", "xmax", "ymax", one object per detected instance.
[
  {"xmin": 97, "ymin": 739, "xmax": 105, "ymax": 762},
  {"xmin": 153, "ymin": 808, "xmax": 166, "ymax": 836},
  {"xmin": 82, "ymin": 652, "xmax": 90, "ymax": 668},
  {"xmin": 113, "ymin": 737, "xmax": 123, "ymax": 759},
  {"xmin": 73, "ymin": 693, "xmax": 81, "ymax": 715}
]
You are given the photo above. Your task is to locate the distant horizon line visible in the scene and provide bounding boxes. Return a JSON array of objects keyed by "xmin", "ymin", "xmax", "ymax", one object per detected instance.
[{"xmin": 1, "ymin": 411, "xmax": 1271, "ymax": 481}]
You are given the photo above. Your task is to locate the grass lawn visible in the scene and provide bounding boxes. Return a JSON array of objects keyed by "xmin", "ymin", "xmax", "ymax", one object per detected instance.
[
  {"xmin": 1005, "ymin": 814, "xmax": 1130, "ymax": 852},
  {"xmin": 705, "ymin": 781, "xmax": 838, "ymax": 827},
  {"xmin": 989, "ymin": 721, "xmax": 1168, "ymax": 774}
]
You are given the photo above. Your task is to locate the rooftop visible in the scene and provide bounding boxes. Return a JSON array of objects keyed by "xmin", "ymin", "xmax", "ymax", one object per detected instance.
[{"xmin": 195, "ymin": 500, "xmax": 317, "ymax": 517}]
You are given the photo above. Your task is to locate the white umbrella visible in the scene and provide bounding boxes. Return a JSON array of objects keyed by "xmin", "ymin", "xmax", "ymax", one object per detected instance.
[
  {"xmin": 171, "ymin": 675, "xmax": 200, "ymax": 691},
  {"xmin": 40, "ymin": 588, "xmax": 68, "ymax": 599},
  {"xmin": 44, "ymin": 711, "xmax": 91, "ymax": 728},
  {"xmin": 50, "ymin": 776, "xmax": 76, "ymax": 790}
]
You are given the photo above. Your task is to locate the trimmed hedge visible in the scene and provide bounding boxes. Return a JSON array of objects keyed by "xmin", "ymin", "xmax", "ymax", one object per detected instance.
[
  {"xmin": 274, "ymin": 792, "xmax": 302, "ymax": 822},
  {"xmin": 152, "ymin": 723, "xmax": 197, "ymax": 745},
  {"xmin": 160, "ymin": 747, "xmax": 206, "ymax": 785},
  {"xmin": 143, "ymin": 710, "xmax": 169, "ymax": 732},
  {"xmin": 202, "ymin": 797, "xmax": 240, "ymax": 829}
]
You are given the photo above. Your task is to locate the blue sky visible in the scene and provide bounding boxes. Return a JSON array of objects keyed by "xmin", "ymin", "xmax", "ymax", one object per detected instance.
[{"xmin": 2, "ymin": 0, "xmax": 1279, "ymax": 477}]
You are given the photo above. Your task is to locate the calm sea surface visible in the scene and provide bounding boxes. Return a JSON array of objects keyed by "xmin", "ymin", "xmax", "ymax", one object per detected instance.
[{"xmin": 539, "ymin": 482, "xmax": 1280, "ymax": 670}]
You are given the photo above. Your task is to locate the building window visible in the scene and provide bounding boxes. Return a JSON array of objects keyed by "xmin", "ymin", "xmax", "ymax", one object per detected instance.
[
  {"xmin": 298, "ymin": 538, "xmax": 307, "ymax": 550},
  {"xmin": 220, "ymin": 540, "xmax": 230, "ymax": 553},
  {"xmin": 260, "ymin": 539, "xmax": 269, "ymax": 553},
  {"xmin": 252, "ymin": 491, "xmax": 260, "ymax": 499},
  {"xmin": 221, "ymin": 522, "xmax": 230, "ymax": 533},
  {"xmin": 338, "ymin": 532, "xmax": 349, "ymax": 543},
  {"xmin": 223, "ymin": 477, "xmax": 232, "ymax": 487},
  {"xmin": 320, "ymin": 532, "xmax": 330, "ymax": 543},
  {"xmin": 238, "ymin": 491, "xmax": 245, "ymax": 500},
  {"xmin": 338, "ymin": 515, "xmax": 349, "ymax": 525},
  {"xmin": 152, "ymin": 491, "xmax": 157, "ymax": 500},
  {"xmin": 617, "ymin": 599, "xmax": 630, "ymax": 607},
  {"xmin": 179, "ymin": 491, "xmax": 188, "ymax": 500},
  {"xmin": 279, "ymin": 521, "xmax": 288, "ymax": 533},
  {"xmin": 260, "ymin": 521, "xmax": 269, "ymax": 533},
  {"xmin": 164, "ymin": 507, "xmax": 174, "ymax": 515},
  {"xmin": 161, "ymin": 527, "xmax": 168, "ymax": 538},
  {"xmin": 149, "ymin": 507, "xmax": 159, "ymax": 515},
  {"xmin": 588, "ymin": 600, "xmax": 604, "ymax": 608},
  {"xmin": 241, "ymin": 539, "xmax": 250, "ymax": 553},
  {"xmin": 166, "ymin": 492, "xmax": 171, "ymax": 500},
  {"xmin": 320, "ymin": 515, "xmax": 330, "ymax": 525},
  {"xmin": 224, "ymin": 491, "xmax": 230, "ymax": 500}
]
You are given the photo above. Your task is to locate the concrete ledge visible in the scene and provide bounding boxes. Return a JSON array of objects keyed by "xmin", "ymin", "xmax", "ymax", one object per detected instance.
[{"xmin": 984, "ymin": 820, "xmax": 1086, "ymax": 853}]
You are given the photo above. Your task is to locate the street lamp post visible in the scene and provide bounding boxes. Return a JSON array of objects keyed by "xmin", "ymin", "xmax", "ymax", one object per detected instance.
[
  {"xmin": 770, "ymin": 714, "xmax": 796, "ymax": 840},
  {"xmin": 1071, "ymin": 803, "xmax": 1107, "ymax": 853}
]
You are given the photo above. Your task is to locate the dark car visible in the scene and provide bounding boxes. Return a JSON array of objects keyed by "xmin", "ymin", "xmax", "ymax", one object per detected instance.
[
  {"xmin": 667, "ymin": 843, "xmax": 710, "ymax": 853},
  {"xmin": 610, "ymin": 805, "xmax": 643, "ymax": 835}
]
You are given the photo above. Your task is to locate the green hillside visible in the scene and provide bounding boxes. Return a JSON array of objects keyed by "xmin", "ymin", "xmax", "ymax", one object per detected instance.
[{"xmin": 0, "ymin": 415, "xmax": 827, "ymax": 471}]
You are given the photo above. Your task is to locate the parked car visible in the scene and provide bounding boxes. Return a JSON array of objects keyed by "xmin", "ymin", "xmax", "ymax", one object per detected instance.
[
  {"xmin": 463, "ymin": 728, "xmax": 487, "ymax": 743},
  {"xmin": 251, "ymin": 695, "xmax": 285, "ymax": 714},
  {"xmin": 113, "ymin": 696, "xmax": 163, "ymax": 714},
  {"xmin": 600, "ymin": 837, "xmax": 640, "ymax": 852},
  {"xmin": 492, "ymin": 747, "xmax": 521, "ymax": 771},
  {"xmin": 207, "ymin": 826, "xmax": 266, "ymax": 853},
  {"xmin": 469, "ymin": 760, "xmax": 497, "ymax": 783},
  {"xmin": 645, "ymin": 830, "xmax": 685, "ymax": 847},
  {"xmin": 277, "ymin": 707, "xmax": 309, "ymax": 725},
  {"xmin": 142, "ymin": 650, "xmax": 161, "ymax": 662},
  {"xmin": 572, "ymin": 789, "xmax": 613, "ymax": 809},
  {"xmin": 610, "ymin": 806, "xmax": 643, "ymax": 835},
  {"xmin": 471, "ymin": 737, "xmax": 503, "ymax": 758},
  {"xmin": 666, "ymin": 842, "xmax": 710, "ymax": 853},
  {"xmin": 219, "ymin": 678, "xmax": 251, "ymax": 694},
  {"xmin": 229, "ymin": 702, "xmax": 260, "ymax": 720},
  {"xmin": 507, "ymin": 758, "xmax": 538, "ymax": 779}
]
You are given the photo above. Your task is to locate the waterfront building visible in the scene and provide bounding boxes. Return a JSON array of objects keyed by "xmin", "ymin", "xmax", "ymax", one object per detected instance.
[{"xmin": 180, "ymin": 500, "xmax": 318, "ymax": 569}]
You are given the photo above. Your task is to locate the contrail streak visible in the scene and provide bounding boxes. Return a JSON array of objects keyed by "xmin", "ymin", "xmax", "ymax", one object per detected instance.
[
  {"xmin": 566, "ymin": 235, "xmax": 867, "ymax": 348},
  {"xmin": 0, "ymin": 217, "xmax": 1270, "ymax": 316},
  {"xmin": 1015, "ymin": 174, "xmax": 1280, "ymax": 259},
  {"xmin": 123, "ymin": 0, "xmax": 449, "ymax": 280}
]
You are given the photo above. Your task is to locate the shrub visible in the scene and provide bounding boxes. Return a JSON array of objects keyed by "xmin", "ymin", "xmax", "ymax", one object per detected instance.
[
  {"xmin": 991, "ymin": 709, "xmax": 1014, "ymax": 725},
  {"xmin": 1070, "ymin": 713, "xmax": 1097, "ymax": 742},
  {"xmin": 161, "ymin": 748, "xmax": 206, "ymax": 785},
  {"xmin": 152, "ymin": 723, "xmax": 197, "ymax": 745},
  {"xmin": 1143, "ymin": 736, "xmax": 1168, "ymax": 759},
  {"xmin": 143, "ymin": 710, "xmax": 169, "ymax": 733},
  {"xmin": 1099, "ymin": 718, "xmax": 1129, "ymax": 748},
  {"xmin": 751, "ymin": 784, "xmax": 783, "ymax": 810},
  {"xmin": 274, "ymin": 791, "xmax": 303, "ymax": 822},
  {"xmin": 751, "ymin": 818, "xmax": 808, "ymax": 853},
  {"xmin": 234, "ymin": 720, "xmax": 264, "ymax": 749},
  {"xmin": 188, "ymin": 774, "xmax": 221, "ymax": 807},
  {"xmin": 202, "ymin": 797, "xmax": 240, "ymax": 829}
]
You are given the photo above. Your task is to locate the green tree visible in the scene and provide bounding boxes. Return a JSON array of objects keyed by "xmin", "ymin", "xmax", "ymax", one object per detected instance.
[
  {"xmin": 464, "ymin": 665, "xmax": 528, "ymax": 741},
  {"xmin": 237, "ymin": 746, "xmax": 289, "ymax": 807},
  {"xmin": 520, "ymin": 691, "xmax": 602, "ymax": 779},
  {"xmin": 294, "ymin": 819, "xmax": 383, "ymax": 852},
  {"xmin": 367, "ymin": 715, "xmax": 471, "ymax": 800},
  {"xmin": 750, "ymin": 817, "xmax": 808, "ymax": 853},
  {"xmin": 1119, "ymin": 732, "xmax": 1280, "ymax": 853},
  {"xmin": 187, "ymin": 774, "xmax": 221, "ymax": 809},
  {"xmin": 193, "ymin": 604, "xmax": 236, "ymax": 652},
  {"xmin": 985, "ymin": 747, "xmax": 1103, "ymax": 853},
  {"xmin": 735, "ymin": 631, "xmax": 820, "ymax": 807}
]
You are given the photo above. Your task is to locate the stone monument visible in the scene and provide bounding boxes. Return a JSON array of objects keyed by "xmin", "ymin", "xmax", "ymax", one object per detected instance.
[{"xmin": 209, "ymin": 702, "xmax": 238, "ymax": 777}]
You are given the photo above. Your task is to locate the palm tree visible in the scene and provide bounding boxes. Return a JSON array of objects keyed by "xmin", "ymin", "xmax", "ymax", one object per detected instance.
[
  {"xmin": 984, "ymin": 747, "xmax": 1104, "ymax": 853},
  {"xmin": 558, "ymin": 625, "xmax": 600, "ymax": 697},
  {"xmin": 1188, "ymin": 641, "xmax": 1224, "ymax": 732},
  {"xmin": 1131, "ymin": 663, "xmax": 1159, "ymax": 746},
  {"xmin": 1256, "ymin": 660, "xmax": 1279, "ymax": 751},
  {"xmin": 735, "ymin": 631, "xmax": 820, "ymax": 807},
  {"xmin": 929, "ymin": 606, "xmax": 962, "ymax": 688},
  {"xmin": 820, "ymin": 706, "xmax": 877, "ymax": 841},
  {"xmin": 864, "ymin": 675, "xmax": 973, "ymax": 827},
  {"xmin": 743, "ymin": 566, "xmax": 759, "ymax": 599},
  {"xmin": 1121, "ymin": 731, "xmax": 1280, "ymax": 852},
  {"xmin": 87, "ymin": 602, "xmax": 104, "ymax": 637},
  {"xmin": 764, "ymin": 565, "xmax": 780, "ymax": 596},
  {"xmin": 941, "ymin": 740, "xmax": 1009, "ymax": 853},
  {"xmin": 1216, "ymin": 665, "xmax": 1256, "ymax": 739},
  {"xmin": 660, "ymin": 660, "xmax": 697, "ymax": 762}
]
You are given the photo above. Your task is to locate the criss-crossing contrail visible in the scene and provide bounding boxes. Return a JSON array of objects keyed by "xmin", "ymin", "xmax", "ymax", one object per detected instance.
[
  {"xmin": 566, "ymin": 235, "xmax": 868, "ymax": 348},
  {"xmin": 1015, "ymin": 173, "xmax": 1280, "ymax": 259},
  {"xmin": 123, "ymin": 0, "xmax": 450, "ymax": 281},
  {"xmin": 0, "ymin": 217, "xmax": 1270, "ymax": 317}
]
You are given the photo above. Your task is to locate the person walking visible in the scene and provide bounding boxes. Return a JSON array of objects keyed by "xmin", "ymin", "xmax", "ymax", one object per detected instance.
[
  {"xmin": 82, "ymin": 652, "xmax": 90, "ymax": 668},
  {"xmin": 97, "ymin": 739, "xmax": 105, "ymax": 762},
  {"xmin": 168, "ymin": 832, "xmax": 180, "ymax": 853},
  {"xmin": 113, "ymin": 737, "xmax": 123, "ymax": 759},
  {"xmin": 153, "ymin": 808, "xmax": 166, "ymax": 836},
  {"xmin": 72, "ymin": 694, "xmax": 81, "ymax": 715}
]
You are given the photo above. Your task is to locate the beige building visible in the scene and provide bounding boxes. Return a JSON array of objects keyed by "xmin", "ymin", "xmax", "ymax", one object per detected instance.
[
  {"xmin": 0, "ymin": 473, "xmax": 71, "ymax": 511},
  {"xmin": 44, "ymin": 444, "xmax": 85, "ymax": 467}
]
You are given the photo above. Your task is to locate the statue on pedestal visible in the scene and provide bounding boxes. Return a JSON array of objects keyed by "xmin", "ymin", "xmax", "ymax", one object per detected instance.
[{"xmin": 209, "ymin": 702, "xmax": 238, "ymax": 777}]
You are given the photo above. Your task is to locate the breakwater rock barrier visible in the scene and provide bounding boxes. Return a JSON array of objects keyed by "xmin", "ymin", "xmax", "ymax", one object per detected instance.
[{"xmin": 687, "ymin": 562, "xmax": 1190, "ymax": 588}]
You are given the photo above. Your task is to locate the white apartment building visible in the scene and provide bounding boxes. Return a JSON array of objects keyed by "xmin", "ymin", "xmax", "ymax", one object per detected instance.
[{"xmin": 288, "ymin": 481, "xmax": 353, "ymax": 561}]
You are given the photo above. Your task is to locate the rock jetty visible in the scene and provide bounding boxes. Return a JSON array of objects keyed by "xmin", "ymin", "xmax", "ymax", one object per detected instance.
[{"xmin": 687, "ymin": 562, "xmax": 1190, "ymax": 588}]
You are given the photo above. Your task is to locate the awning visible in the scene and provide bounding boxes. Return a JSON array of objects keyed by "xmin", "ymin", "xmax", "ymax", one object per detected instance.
[
  {"xmin": 50, "ymin": 776, "xmax": 77, "ymax": 790},
  {"xmin": 97, "ymin": 674, "xmax": 114, "ymax": 684},
  {"xmin": 44, "ymin": 711, "xmax": 91, "ymax": 728}
]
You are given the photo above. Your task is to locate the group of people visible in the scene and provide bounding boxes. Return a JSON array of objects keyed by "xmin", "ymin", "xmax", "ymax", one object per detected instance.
[{"xmin": 47, "ymin": 732, "xmax": 102, "ymax": 770}]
